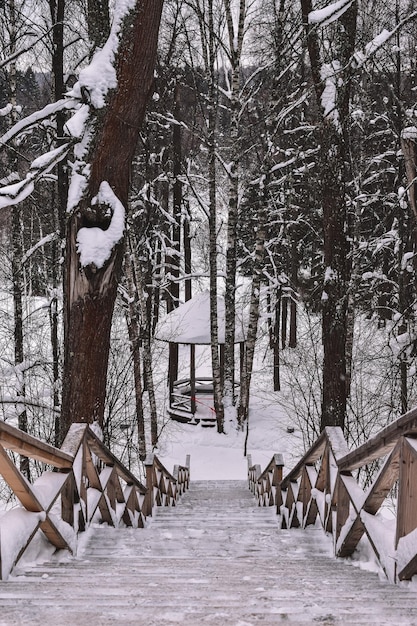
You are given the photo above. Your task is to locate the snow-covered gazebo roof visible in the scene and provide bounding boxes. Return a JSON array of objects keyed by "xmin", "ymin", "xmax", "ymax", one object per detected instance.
[{"xmin": 155, "ymin": 291, "xmax": 246, "ymax": 345}]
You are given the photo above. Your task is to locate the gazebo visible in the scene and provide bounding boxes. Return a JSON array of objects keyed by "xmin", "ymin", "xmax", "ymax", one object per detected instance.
[{"xmin": 155, "ymin": 291, "xmax": 246, "ymax": 425}]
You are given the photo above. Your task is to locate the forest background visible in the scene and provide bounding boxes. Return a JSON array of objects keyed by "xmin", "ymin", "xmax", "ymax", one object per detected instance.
[{"xmin": 0, "ymin": 0, "xmax": 416, "ymax": 482}]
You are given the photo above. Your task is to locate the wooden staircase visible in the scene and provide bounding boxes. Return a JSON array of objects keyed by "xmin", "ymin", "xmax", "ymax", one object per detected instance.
[{"xmin": 2, "ymin": 480, "xmax": 417, "ymax": 625}]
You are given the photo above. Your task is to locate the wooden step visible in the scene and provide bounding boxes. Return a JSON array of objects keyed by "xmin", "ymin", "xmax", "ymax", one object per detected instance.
[{"xmin": 2, "ymin": 480, "xmax": 417, "ymax": 625}]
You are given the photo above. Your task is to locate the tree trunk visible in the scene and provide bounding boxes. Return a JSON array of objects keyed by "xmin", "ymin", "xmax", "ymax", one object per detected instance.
[
  {"xmin": 274, "ymin": 291, "xmax": 281, "ymax": 392},
  {"xmin": 87, "ymin": 0, "xmax": 110, "ymax": 50},
  {"xmin": 207, "ymin": 0, "xmax": 224, "ymax": 433},
  {"xmin": 300, "ymin": 0, "xmax": 357, "ymax": 432},
  {"xmin": 289, "ymin": 243, "xmax": 297, "ymax": 348},
  {"xmin": 400, "ymin": 132, "xmax": 417, "ymax": 414},
  {"xmin": 320, "ymin": 123, "xmax": 350, "ymax": 431},
  {"xmin": 166, "ymin": 82, "xmax": 183, "ymax": 396},
  {"xmin": 123, "ymin": 239, "xmax": 146, "ymax": 461},
  {"xmin": 281, "ymin": 296, "xmax": 288, "ymax": 349},
  {"xmin": 223, "ymin": 0, "xmax": 246, "ymax": 407},
  {"xmin": 49, "ymin": 0, "xmax": 67, "ymax": 446},
  {"xmin": 9, "ymin": 0, "xmax": 29, "ymax": 477},
  {"xmin": 61, "ymin": 0, "xmax": 163, "ymax": 434},
  {"xmin": 237, "ymin": 218, "xmax": 265, "ymax": 425}
]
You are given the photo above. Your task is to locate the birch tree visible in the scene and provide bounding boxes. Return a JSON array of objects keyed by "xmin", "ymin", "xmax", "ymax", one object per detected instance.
[{"xmin": 222, "ymin": 0, "xmax": 246, "ymax": 408}]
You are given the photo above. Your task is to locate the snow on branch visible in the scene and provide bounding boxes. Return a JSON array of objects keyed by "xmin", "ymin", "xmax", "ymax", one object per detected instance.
[
  {"xmin": 352, "ymin": 11, "xmax": 417, "ymax": 69},
  {"xmin": 308, "ymin": 0, "xmax": 355, "ymax": 28},
  {"xmin": 22, "ymin": 232, "xmax": 58, "ymax": 265},
  {"xmin": 0, "ymin": 144, "xmax": 71, "ymax": 210},
  {"xmin": 76, "ymin": 181, "xmax": 125, "ymax": 268},
  {"xmin": 0, "ymin": 104, "xmax": 13, "ymax": 117},
  {"xmin": 0, "ymin": 99, "xmax": 77, "ymax": 147}
]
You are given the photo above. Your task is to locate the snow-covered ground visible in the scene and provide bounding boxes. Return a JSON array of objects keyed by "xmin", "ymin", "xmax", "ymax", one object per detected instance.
[{"xmin": 157, "ymin": 388, "xmax": 303, "ymax": 481}]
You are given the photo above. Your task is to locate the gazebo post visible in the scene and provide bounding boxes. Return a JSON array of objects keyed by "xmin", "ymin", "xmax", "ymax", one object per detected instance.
[
  {"xmin": 190, "ymin": 344, "xmax": 196, "ymax": 416},
  {"xmin": 168, "ymin": 343, "xmax": 178, "ymax": 407}
]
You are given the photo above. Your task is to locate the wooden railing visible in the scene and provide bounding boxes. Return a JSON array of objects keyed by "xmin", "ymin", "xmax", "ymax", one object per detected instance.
[
  {"xmin": 144, "ymin": 453, "xmax": 190, "ymax": 512},
  {"xmin": 251, "ymin": 406, "xmax": 417, "ymax": 584},
  {"xmin": 0, "ymin": 421, "xmax": 190, "ymax": 579},
  {"xmin": 248, "ymin": 453, "xmax": 284, "ymax": 510}
]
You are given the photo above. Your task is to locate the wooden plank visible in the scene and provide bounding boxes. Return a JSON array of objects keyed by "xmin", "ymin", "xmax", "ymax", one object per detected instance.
[
  {"xmin": 97, "ymin": 493, "xmax": 113, "ymax": 525},
  {"xmin": 0, "ymin": 445, "xmax": 43, "ymax": 512},
  {"xmin": 396, "ymin": 437, "xmax": 417, "ymax": 546},
  {"xmin": 60, "ymin": 471, "xmax": 75, "ymax": 526},
  {"xmin": 39, "ymin": 518, "xmax": 72, "ymax": 551},
  {"xmin": 398, "ymin": 553, "xmax": 417, "ymax": 581},
  {"xmin": 287, "ymin": 482, "xmax": 300, "ymax": 528},
  {"xmin": 0, "ymin": 445, "xmax": 71, "ymax": 553},
  {"xmin": 337, "ymin": 514, "xmax": 365, "ymax": 558},
  {"xmin": 299, "ymin": 466, "xmax": 312, "ymax": 520},
  {"xmin": 362, "ymin": 443, "xmax": 400, "ymax": 515},
  {"xmin": 338, "ymin": 406, "xmax": 417, "ymax": 471},
  {"xmin": 336, "ymin": 448, "xmax": 398, "ymax": 559},
  {"xmin": 0, "ymin": 421, "xmax": 73, "ymax": 468}
]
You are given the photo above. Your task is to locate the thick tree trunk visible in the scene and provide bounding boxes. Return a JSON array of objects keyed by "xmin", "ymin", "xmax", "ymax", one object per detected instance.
[
  {"xmin": 320, "ymin": 124, "xmax": 350, "ymax": 431},
  {"xmin": 300, "ymin": 0, "xmax": 357, "ymax": 432},
  {"xmin": 61, "ymin": 1, "xmax": 163, "ymax": 434}
]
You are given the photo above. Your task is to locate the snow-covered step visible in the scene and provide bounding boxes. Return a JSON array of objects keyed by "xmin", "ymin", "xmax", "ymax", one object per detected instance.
[{"xmin": 2, "ymin": 480, "xmax": 417, "ymax": 625}]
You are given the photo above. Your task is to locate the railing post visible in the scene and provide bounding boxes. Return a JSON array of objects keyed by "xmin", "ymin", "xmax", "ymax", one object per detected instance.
[
  {"xmin": 396, "ymin": 437, "xmax": 417, "ymax": 575},
  {"xmin": 144, "ymin": 454, "xmax": 155, "ymax": 517},
  {"xmin": 273, "ymin": 453, "xmax": 284, "ymax": 511},
  {"xmin": 60, "ymin": 471, "xmax": 75, "ymax": 527},
  {"xmin": 185, "ymin": 454, "xmax": 190, "ymax": 489}
]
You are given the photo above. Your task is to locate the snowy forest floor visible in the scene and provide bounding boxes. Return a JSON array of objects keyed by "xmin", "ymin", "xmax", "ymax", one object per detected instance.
[{"xmin": 155, "ymin": 341, "xmax": 304, "ymax": 481}]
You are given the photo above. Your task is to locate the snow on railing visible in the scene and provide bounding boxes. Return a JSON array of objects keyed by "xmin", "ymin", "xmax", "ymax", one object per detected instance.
[
  {"xmin": 251, "ymin": 406, "xmax": 417, "ymax": 584},
  {"xmin": 0, "ymin": 421, "xmax": 190, "ymax": 579}
]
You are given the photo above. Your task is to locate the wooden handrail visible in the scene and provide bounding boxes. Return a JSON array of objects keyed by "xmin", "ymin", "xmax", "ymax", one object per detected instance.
[
  {"xmin": 0, "ymin": 420, "xmax": 73, "ymax": 468},
  {"xmin": 264, "ymin": 410, "xmax": 417, "ymax": 585},
  {"xmin": 0, "ymin": 421, "xmax": 190, "ymax": 580},
  {"xmin": 281, "ymin": 427, "xmax": 349, "ymax": 489},
  {"xmin": 337, "ymin": 405, "xmax": 417, "ymax": 471}
]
